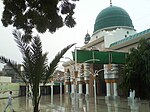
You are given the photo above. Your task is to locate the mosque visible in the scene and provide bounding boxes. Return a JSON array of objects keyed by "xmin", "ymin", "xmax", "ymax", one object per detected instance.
[
  {"xmin": 63, "ymin": 2, "xmax": 150, "ymax": 99},
  {"xmin": 1, "ymin": 1, "xmax": 150, "ymax": 100}
]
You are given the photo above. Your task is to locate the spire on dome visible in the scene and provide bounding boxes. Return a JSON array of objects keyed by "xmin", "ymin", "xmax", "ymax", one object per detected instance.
[
  {"xmin": 110, "ymin": 0, "xmax": 112, "ymax": 6},
  {"xmin": 84, "ymin": 31, "xmax": 91, "ymax": 44}
]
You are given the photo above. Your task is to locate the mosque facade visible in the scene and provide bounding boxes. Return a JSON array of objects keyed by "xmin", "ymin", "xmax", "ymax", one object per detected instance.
[{"xmin": 63, "ymin": 3, "xmax": 150, "ymax": 99}]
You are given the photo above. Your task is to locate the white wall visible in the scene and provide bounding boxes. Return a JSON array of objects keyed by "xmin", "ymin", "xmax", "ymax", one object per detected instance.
[
  {"xmin": 91, "ymin": 27, "xmax": 136, "ymax": 48},
  {"xmin": 0, "ymin": 76, "xmax": 11, "ymax": 83}
]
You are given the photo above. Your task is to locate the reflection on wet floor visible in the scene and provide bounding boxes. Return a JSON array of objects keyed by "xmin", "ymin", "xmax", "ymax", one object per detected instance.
[{"xmin": 0, "ymin": 94, "xmax": 150, "ymax": 112}]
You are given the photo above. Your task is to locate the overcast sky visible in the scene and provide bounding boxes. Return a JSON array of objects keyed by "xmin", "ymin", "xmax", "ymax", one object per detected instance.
[{"xmin": 0, "ymin": 0, "xmax": 150, "ymax": 70}]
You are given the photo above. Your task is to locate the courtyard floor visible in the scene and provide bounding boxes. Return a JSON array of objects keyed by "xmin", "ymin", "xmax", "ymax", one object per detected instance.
[{"xmin": 0, "ymin": 94, "xmax": 150, "ymax": 112}]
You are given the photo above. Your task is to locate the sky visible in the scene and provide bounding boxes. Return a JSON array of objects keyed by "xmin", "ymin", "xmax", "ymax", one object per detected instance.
[{"xmin": 0, "ymin": 0, "xmax": 150, "ymax": 70}]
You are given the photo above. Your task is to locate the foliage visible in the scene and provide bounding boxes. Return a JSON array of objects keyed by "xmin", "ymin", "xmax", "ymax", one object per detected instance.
[
  {"xmin": 0, "ymin": 30, "xmax": 75, "ymax": 112},
  {"xmin": 1, "ymin": 0, "xmax": 79, "ymax": 41},
  {"xmin": 120, "ymin": 39, "xmax": 150, "ymax": 99}
]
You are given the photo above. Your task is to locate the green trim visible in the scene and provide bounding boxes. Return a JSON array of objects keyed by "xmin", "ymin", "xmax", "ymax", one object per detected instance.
[
  {"xmin": 54, "ymin": 82, "xmax": 64, "ymax": 86},
  {"xmin": 110, "ymin": 28, "xmax": 150, "ymax": 47},
  {"xmin": 72, "ymin": 50, "xmax": 128, "ymax": 64}
]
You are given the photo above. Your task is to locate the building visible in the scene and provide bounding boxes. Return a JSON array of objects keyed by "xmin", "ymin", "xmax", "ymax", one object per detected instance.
[
  {"xmin": 2, "ymin": 64, "xmax": 23, "ymax": 82},
  {"xmin": 0, "ymin": 64, "xmax": 65, "ymax": 98},
  {"xmin": 63, "ymin": 3, "xmax": 150, "ymax": 99}
]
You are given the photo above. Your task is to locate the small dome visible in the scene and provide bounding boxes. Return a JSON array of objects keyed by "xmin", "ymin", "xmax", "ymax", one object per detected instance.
[
  {"xmin": 94, "ymin": 6, "xmax": 134, "ymax": 32},
  {"xmin": 84, "ymin": 33, "xmax": 91, "ymax": 44}
]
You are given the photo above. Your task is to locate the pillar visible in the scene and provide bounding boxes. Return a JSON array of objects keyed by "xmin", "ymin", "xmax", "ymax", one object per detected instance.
[
  {"xmin": 71, "ymin": 84, "xmax": 75, "ymax": 94},
  {"xmin": 78, "ymin": 84, "xmax": 82, "ymax": 94},
  {"xmin": 78, "ymin": 64, "xmax": 84, "ymax": 95},
  {"xmin": 64, "ymin": 69, "xmax": 71, "ymax": 94},
  {"xmin": 51, "ymin": 82, "xmax": 54, "ymax": 105},
  {"xmin": 60, "ymin": 82, "xmax": 63, "ymax": 106},
  {"xmin": 60, "ymin": 82, "xmax": 62, "ymax": 96},
  {"xmin": 86, "ymin": 83, "xmax": 89, "ymax": 95},
  {"xmin": 70, "ymin": 75, "xmax": 75, "ymax": 94},
  {"xmin": 84, "ymin": 63, "xmax": 90, "ymax": 96},
  {"xmin": 113, "ymin": 82, "xmax": 118, "ymax": 97},
  {"xmin": 93, "ymin": 77, "xmax": 97, "ymax": 100},
  {"xmin": 65, "ymin": 85, "xmax": 69, "ymax": 94},
  {"xmin": 104, "ymin": 64, "xmax": 119, "ymax": 99},
  {"xmin": 106, "ymin": 82, "xmax": 111, "ymax": 96},
  {"xmin": 112, "ymin": 64, "xmax": 118, "ymax": 98}
]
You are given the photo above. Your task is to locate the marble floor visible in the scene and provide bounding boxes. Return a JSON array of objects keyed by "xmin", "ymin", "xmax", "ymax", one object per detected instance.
[{"xmin": 0, "ymin": 94, "xmax": 150, "ymax": 112}]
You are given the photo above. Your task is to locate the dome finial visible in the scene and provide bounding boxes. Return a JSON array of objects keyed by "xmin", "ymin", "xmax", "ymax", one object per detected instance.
[
  {"xmin": 84, "ymin": 31, "xmax": 91, "ymax": 44},
  {"xmin": 110, "ymin": 0, "xmax": 112, "ymax": 6}
]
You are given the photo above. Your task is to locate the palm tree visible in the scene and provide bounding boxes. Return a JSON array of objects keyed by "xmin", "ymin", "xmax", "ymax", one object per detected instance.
[{"xmin": 0, "ymin": 30, "xmax": 75, "ymax": 112}]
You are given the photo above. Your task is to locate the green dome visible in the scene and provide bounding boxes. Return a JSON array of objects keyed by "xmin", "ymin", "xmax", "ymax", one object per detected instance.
[{"xmin": 94, "ymin": 6, "xmax": 134, "ymax": 32}]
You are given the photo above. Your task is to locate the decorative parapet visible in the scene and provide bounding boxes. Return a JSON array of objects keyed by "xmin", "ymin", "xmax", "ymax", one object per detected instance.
[{"xmin": 104, "ymin": 74, "xmax": 118, "ymax": 79}]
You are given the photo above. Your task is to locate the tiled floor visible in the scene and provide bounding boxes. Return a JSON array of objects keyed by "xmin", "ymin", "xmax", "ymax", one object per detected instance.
[{"xmin": 0, "ymin": 94, "xmax": 150, "ymax": 112}]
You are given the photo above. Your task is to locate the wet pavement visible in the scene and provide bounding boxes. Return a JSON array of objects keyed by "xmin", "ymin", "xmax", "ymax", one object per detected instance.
[{"xmin": 0, "ymin": 94, "xmax": 150, "ymax": 112}]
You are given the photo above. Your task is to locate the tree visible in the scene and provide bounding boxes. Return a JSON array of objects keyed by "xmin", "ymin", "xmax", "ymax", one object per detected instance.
[
  {"xmin": 0, "ymin": 30, "xmax": 75, "ymax": 112},
  {"xmin": 1, "ymin": 0, "xmax": 79, "ymax": 42},
  {"xmin": 120, "ymin": 39, "xmax": 150, "ymax": 99}
]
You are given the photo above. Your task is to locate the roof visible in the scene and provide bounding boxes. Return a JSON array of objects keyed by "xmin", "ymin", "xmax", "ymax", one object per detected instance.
[
  {"xmin": 110, "ymin": 28, "xmax": 150, "ymax": 47},
  {"xmin": 94, "ymin": 6, "xmax": 134, "ymax": 32}
]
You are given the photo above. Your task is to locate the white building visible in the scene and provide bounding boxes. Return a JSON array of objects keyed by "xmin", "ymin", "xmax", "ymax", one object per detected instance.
[{"xmin": 63, "ymin": 3, "xmax": 150, "ymax": 99}]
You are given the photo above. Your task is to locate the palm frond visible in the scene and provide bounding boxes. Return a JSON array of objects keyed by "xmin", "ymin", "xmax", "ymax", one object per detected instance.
[
  {"xmin": 12, "ymin": 30, "xmax": 35, "ymax": 83},
  {"xmin": 44, "ymin": 43, "xmax": 76, "ymax": 84},
  {"xmin": 13, "ymin": 30, "xmax": 30, "ymax": 57},
  {"xmin": 0, "ymin": 56, "xmax": 27, "ymax": 83},
  {"xmin": 30, "ymin": 36, "xmax": 48, "ymax": 83},
  {"xmin": 12, "ymin": 30, "xmax": 34, "ymax": 70}
]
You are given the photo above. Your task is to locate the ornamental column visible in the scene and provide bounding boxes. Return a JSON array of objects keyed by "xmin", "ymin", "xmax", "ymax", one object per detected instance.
[
  {"xmin": 84, "ymin": 63, "xmax": 90, "ymax": 97},
  {"xmin": 111, "ymin": 64, "xmax": 118, "ymax": 98},
  {"xmin": 64, "ymin": 69, "xmax": 70, "ymax": 94},
  {"xmin": 104, "ymin": 64, "xmax": 119, "ymax": 100},
  {"xmin": 113, "ymin": 82, "xmax": 118, "ymax": 97},
  {"xmin": 70, "ymin": 76, "xmax": 75, "ymax": 94},
  {"xmin": 106, "ymin": 82, "xmax": 111, "ymax": 96},
  {"xmin": 77, "ymin": 64, "xmax": 84, "ymax": 96},
  {"xmin": 104, "ymin": 64, "xmax": 111, "ymax": 99}
]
